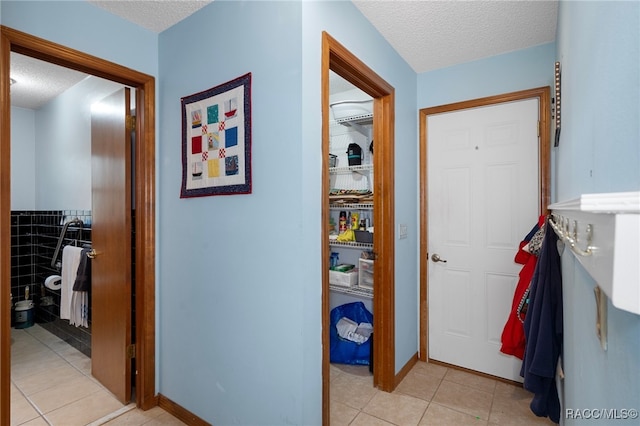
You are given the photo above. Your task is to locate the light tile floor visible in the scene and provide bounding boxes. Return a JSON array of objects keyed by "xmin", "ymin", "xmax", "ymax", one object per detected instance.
[
  {"xmin": 330, "ymin": 362, "xmax": 557, "ymax": 425},
  {"xmin": 13, "ymin": 324, "xmax": 557, "ymax": 425},
  {"xmin": 10, "ymin": 324, "xmax": 186, "ymax": 426}
]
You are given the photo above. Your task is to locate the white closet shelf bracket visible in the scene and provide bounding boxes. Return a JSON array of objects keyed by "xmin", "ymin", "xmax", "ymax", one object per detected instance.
[{"xmin": 549, "ymin": 191, "xmax": 640, "ymax": 315}]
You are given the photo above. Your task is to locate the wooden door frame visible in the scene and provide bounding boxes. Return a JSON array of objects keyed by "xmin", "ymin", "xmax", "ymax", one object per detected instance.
[
  {"xmin": 0, "ymin": 26, "xmax": 157, "ymax": 422},
  {"xmin": 322, "ymin": 32, "xmax": 396, "ymax": 425},
  {"xmin": 418, "ymin": 87, "xmax": 551, "ymax": 362}
]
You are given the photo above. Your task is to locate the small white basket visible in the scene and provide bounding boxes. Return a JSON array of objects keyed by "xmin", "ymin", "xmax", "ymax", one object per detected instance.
[{"xmin": 329, "ymin": 269, "xmax": 358, "ymax": 287}]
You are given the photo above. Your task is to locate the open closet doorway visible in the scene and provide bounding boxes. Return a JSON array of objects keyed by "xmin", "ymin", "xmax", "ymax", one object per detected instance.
[
  {"xmin": 1, "ymin": 26, "xmax": 157, "ymax": 423},
  {"xmin": 321, "ymin": 32, "xmax": 396, "ymax": 424}
]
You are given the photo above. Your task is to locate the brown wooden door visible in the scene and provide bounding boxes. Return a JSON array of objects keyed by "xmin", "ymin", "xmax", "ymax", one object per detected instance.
[{"xmin": 91, "ymin": 88, "xmax": 132, "ymax": 404}]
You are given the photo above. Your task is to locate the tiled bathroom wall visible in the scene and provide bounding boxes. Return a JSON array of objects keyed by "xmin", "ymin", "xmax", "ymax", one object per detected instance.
[{"xmin": 10, "ymin": 210, "xmax": 93, "ymax": 356}]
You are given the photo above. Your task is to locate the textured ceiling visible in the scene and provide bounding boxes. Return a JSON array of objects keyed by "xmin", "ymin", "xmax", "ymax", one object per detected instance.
[
  {"xmin": 10, "ymin": 0, "xmax": 558, "ymax": 109},
  {"xmin": 10, "ymin": 53, "xmax": 88, "ymax": 110},
  {"xmin": 353, "ymin": 0, "xmax": 558, "ymax": 73},
  {"xmin": 86, "ymin": 0, "xmax": 213, "ymax": 33}
]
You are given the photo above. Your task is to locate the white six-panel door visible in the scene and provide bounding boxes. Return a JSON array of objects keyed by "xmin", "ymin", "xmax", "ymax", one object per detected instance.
[{"xmin": 427, "ymin": 99, "xmax": 539, "ymax": 381}]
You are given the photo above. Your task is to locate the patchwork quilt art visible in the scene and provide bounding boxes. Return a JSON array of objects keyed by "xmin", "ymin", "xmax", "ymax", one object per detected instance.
[{"xmin": 181, "ymin": 73, "xmax": 252, "ymax": 197}]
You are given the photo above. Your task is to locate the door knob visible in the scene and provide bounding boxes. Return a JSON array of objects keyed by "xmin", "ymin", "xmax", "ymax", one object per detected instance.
[
  {"xmin": 431, "ymin": 253, "xmax": 447, "ymax": 263},
  {"xmin": 87, "ymin": 249, "xmax": 98, "ymax": 259}
]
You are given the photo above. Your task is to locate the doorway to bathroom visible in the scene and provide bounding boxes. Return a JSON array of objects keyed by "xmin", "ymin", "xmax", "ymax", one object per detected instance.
[{"xmin": 0, "ymin": 26, "xmax": 157, "ymax": 422}]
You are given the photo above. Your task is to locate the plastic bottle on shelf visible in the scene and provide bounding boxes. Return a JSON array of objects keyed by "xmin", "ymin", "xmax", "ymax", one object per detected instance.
[
  {"xmin": 330, "ymin": 252, "xmax": 339, "ymax": 269},
  {"xmin": 339, "ymin": 211, "xmax": 347, "ymax": 233}
]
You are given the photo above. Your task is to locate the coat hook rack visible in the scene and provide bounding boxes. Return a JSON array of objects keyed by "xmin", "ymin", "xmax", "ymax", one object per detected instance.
[
  {"xmin": 554, "ymin": 61, "xmax": 561, "ymax": 147},
  {"xmin": 549, "ymin": 191, "xmax": 640, "ymax": 315}
]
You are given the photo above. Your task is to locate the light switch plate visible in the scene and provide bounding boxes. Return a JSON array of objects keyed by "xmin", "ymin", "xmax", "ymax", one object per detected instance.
[{"xmin": 399, "ymin": 224, "xmax": 407, "ymax": 239}]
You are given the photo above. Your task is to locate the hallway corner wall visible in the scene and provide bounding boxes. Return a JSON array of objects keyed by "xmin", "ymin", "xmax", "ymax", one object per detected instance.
[{"xmin": 555, "ymin": 2, "xmax": 640, "ymax": 423}]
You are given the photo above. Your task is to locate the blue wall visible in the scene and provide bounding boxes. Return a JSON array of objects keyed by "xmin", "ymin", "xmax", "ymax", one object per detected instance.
[
  {"xmin": 10, "ymin": 107, "xmax": 35, "ymax": 210},
  {"xmin": 35, "ymin": 77, "xmax": 123, "ymax": 210},
  {"xmin": 417, "ymin": 42, "xmax": 556, "ymax": 109},
  {"xmin": 0, "ymin": 1, "xmax": 157, "ymax": 78},
  {"xmin": 157, "ymin": 1, "xmax": 418, "ymax": 423},
  {"xmin": 157, "ymin": 2, "xmax": 309, "ymax": 423},
  {"xmin": 556, "ymin": 2, "xmax": 640, "ymax": 424},
  {"xmin": 302, "ymin": 0, "xmax": 419, "ymax": 377},
  {"xmin": 10, "ymin": 76, "xmax": 122, "ymax": 211}
]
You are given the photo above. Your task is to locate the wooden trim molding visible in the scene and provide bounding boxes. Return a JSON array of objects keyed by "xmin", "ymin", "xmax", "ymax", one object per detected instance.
[
  {"xmin": 158, "ymin": 394, "xmax": 210, "ymax": 426},
  {"xmin": 321, "ymin": 31, "xmax": 396, "ymax": 425},
  {"xmin": 418, "ymin": 86, "xmax": 551, "ymax": 361},
  {"xmin": 394, "ymin": 353, "xmax": 419, "ymax": 388},
  {"xmin": 0, "ymin": 28, "xmax": 12, "ymax": 426},
  {"xmin": 0, "ymin": 26, "xmax": 157, "ymax": 421}
]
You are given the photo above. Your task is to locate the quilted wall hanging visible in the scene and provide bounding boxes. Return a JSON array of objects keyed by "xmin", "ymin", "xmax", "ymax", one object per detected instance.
[{"xmin": 181, "ymin": 73, "xmax": 252, "ymax": 197}]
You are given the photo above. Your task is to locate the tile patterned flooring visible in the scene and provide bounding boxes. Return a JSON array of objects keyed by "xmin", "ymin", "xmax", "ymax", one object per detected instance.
[
  {"xmin": 330, "ymin": 362, "xmax": 557, "ymax": 425},
  {"xmin": 10, "ymin": 324, "xmax": 186, "ymax": 426},
  {"xmin": 12, "ymin": 324, "xmax": 556, "ymax": 425}
]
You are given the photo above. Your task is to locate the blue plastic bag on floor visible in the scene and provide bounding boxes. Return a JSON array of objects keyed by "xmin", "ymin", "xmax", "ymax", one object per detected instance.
[{"xmin": 330, "ymin": 301, "xmax": 373, "ymax": 365}]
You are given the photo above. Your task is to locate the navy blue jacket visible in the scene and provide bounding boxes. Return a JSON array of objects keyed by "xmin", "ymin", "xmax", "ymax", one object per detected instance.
[{"xmin": 521, "ymin": 221, "xmax": 563, "ymax": 424}]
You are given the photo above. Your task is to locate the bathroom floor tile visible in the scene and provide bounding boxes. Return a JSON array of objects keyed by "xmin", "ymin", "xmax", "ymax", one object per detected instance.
[
  {"xmin": 11, "ymin": 325, "xmax": 182, "ymax": 426},
  {"xmin": 13, "ymin": 362, "xmax": 84, "ymax": 396},
  {"xmin": 9, "ymin": 393, "xmax": 39, "ymax": 426},
  {"xmin": 71, "ymin": 356, "xmax": 92, "ymax": 375},
  {"xmin": 11, "ymin": 343, "xmax": 56, "ymax": 363},
  {"xmin": 11, "ymin": 355, "xmax": 68, "ymax": 381},
  {"xmin": 18, "ymin": 417, "xmax": 50, "ymax": 426},
  {"xmin": 10, "ymin": 382, "xmax": 23, "ymax": 402},
  {"xmin": 28, "ymin": 375, "xmax": 103, "ymax": 414},
  {"xmin": 44, "ymin": 388, "xmax": 126, "ymax": 425}
]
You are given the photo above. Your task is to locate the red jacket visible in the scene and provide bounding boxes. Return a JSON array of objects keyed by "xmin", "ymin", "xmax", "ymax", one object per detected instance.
[{"xmin": 500, "ymin": 215, "xmax": 546, "ymax": 359}]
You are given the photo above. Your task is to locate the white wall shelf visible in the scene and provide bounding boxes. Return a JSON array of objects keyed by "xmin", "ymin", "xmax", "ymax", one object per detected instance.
[
  {"xmin": 329, "ymin": 203, "xmax": 373, "ymax": 210},
  {"xmin": 329, "ymin": 164, "xmax": 373, "ymax": 175},
  {"xmin": 549, "ymin": 191, "xmax": 640, "ymax": 315},
  {"xmin": 329, "ymin": 284, "xmax": 373, "ymax": 299},
  {"xmin": 329, "ymin": 240, "xmax": 373, "ymax": 250}
]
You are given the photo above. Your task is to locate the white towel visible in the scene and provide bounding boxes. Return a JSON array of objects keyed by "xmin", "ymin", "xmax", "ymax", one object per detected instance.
[
  {"xmin": 60, "ymin": 246, "xmax": 83, "ymax": 320},
  {"xmin": 70, "ymin": 291, "xmax": 88, "ymax": 328}
]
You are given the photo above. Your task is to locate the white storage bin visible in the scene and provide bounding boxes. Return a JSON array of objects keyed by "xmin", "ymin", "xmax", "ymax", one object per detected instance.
[
  {"xmin": 358, "ymin": 258, "xmax": 374, "ymax": 290},
  {"xmin": 330, "ymin": 269, "xmax": 358, "ymax": 287}
]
